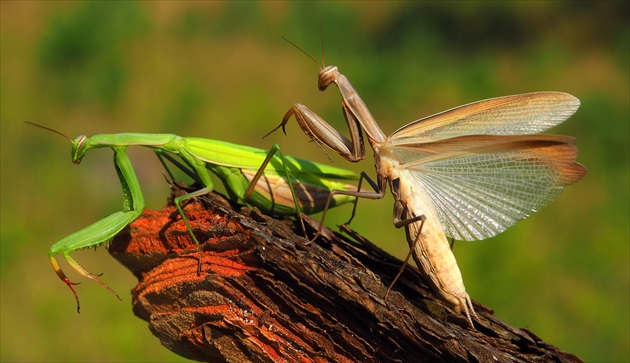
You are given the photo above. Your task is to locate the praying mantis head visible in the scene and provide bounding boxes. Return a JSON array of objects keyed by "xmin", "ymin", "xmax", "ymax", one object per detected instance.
[{"xmin": 70, "ymin": 135, "xmax": 89, "ymax": 164}]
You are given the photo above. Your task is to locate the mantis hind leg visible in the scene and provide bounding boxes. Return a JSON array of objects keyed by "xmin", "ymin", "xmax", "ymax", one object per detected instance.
[{"xmin": 385, "ymin": 212, "xmax": 426, "ymax": 300}]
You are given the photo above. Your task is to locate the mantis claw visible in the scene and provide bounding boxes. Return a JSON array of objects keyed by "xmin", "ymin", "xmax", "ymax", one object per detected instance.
[
  {"xmin": 50, "ymin": 254, "xmax": 122, "ymax": 313},
  {"xmin": 262, "ymin": 121, "xmax": 285, "ymax": 139},
  {"xmin": 62, "ymin": 278, "xmax": 82, "ymax": 313},
  {"xmin": 50, "ymin": 256, "xmax": 82, "ymax": 312}
]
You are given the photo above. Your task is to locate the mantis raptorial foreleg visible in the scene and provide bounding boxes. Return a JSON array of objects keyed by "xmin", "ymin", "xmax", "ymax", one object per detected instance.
[
  {"xmin": 49, "ymin": 147, "xmax": 143, "ymax": 312},
  {"xmin": 269, "ymin": 103, "xmax": 365, "ymax": 162}
]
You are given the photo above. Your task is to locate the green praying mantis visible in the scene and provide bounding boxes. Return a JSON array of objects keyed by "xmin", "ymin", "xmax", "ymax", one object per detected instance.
[{"xmin": 27, "ymin": 122, "xmax": 359, "ymax": 312}]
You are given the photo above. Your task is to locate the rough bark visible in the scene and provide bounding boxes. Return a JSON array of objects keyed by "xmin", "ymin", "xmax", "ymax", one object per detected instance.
[{"xmin": 109, "ymin": 190, "xmax": 583, "ymax": 363}]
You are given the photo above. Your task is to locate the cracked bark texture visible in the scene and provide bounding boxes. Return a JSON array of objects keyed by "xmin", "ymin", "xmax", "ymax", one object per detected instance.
[{"xmin": 109, "ymin": 191, "xmax": 583, "ymax": 363}]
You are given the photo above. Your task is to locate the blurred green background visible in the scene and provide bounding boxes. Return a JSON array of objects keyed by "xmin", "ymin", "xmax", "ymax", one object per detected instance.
[{"xmin": 1, "ymin": 2, "xmax": 627, "ymax": 362}]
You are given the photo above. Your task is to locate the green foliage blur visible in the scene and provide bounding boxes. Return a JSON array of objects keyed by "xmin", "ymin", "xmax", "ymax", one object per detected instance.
[{"xmin": 1, "ymin": 2, "xmax": 627, "ymax": 362}]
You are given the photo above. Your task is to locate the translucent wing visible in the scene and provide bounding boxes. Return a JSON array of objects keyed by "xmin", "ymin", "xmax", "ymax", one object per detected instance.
[
  {"xmin": 387, "ymin": 135, "xmax": 586, "ymax": 241},
  {"xmin": 388, "ymin": 92, "xmax": 580, "ymax": 143}
]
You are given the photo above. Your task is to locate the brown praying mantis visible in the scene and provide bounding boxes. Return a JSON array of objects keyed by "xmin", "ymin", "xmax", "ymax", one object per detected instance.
[{"xmin": 267, "ymin": 45, "xmax": 587, "ymax": 327}]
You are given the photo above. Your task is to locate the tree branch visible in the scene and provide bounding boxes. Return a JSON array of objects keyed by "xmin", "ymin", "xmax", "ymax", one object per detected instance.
[{"xmin": 109, "ymin": 189, "xmax": 583, "ymax": 363}]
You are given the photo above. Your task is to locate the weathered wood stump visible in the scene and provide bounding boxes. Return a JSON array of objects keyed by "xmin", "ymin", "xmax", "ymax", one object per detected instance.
[{"xmin": 109, "ymin": 190, "xmax": 583, "ymax": 363}]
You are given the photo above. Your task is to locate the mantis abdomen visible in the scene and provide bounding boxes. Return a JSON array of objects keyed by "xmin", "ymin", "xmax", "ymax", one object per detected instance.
[{"xmin": 397, "ymin": 169, "xmax": 476, "ymax": 326}]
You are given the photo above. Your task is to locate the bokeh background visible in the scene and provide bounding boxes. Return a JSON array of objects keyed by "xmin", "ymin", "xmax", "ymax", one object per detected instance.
[{"xmin": 1, "ymin": 2, "xmax": 627, "ymax": 362}]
